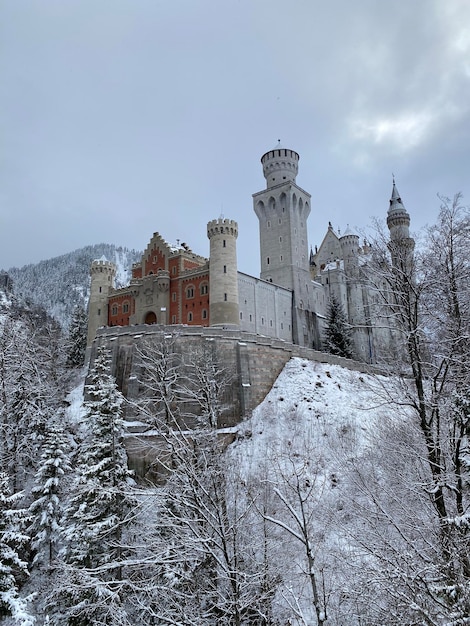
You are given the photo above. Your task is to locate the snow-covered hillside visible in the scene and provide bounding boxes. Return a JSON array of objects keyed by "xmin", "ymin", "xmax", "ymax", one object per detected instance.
[
  {"xmin": 229, "ymin": 358, "xmax": 425, "ymax": 625},
  {"xmin": 8, "ymin": 243, "xmax": 141, "ymax": 328}
]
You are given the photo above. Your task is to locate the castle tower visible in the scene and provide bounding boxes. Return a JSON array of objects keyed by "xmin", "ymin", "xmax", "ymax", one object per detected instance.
[
  {"xmin": 339, "ymin": 227, "xmax": 360, "ymax": 278},
  {"xmin": 87, "ymin": 257, "xmax": 116, "ymax": 347},
  {"xmin": 387, "ymin": 180, "xmax": 415, "ymax": 273},
  {"xmin": 253, "ymin": 145, "xmax": 313, "ymax": 346},
  {"xmin": 207, "ymin": 218, "xmax": 239, "ymax": 327}
]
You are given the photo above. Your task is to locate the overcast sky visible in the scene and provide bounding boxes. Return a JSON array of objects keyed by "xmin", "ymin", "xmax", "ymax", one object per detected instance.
[{"xmin": 1, "ymin": 0, "xmax": 469, "ymax": 275}]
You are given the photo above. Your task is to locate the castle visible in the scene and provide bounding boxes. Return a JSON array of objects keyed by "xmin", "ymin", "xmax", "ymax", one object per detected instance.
[{"xmin": 87, "ymin": 146, "xmax": 414, "ymax": 364}]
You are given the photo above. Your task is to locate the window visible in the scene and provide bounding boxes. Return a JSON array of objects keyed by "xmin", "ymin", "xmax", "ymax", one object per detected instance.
[
  {"xmin": 261, "ymin": 317, "xmax": 265, "ymax": 325},
  {"xmin": 202, "ymin": 309, "xmax": 208, "ymax": 320},
  {"xmin": 99, "ymin": 286, "xmax": 102, "ymax": 293},
  {"xmin": 224, "ymin": 293, "xmax": 227, "ymax": 301},
  {"xmin": 172, "ymin": 266, "xmax": 176, "ymax": 275},
  {"xmin": 112, "ymin": 305, "xmax": 118, "ymax": 316},
  {"xmin": 123, "ymin": 303, "xmax": 129, "ymax": 313},
  {"xmin": 172, "ymin": 315, "xmax": 176, "ymax": 324},
  {"xmin": 267, "ymin": 257, "xmax": 270, "ymax": 265},
  {"xmin": 223, "ymin": 239, "xmax": 226, "ymax": 247},
  {"xmin": 200, "ymin": 283, "xmax": 208, "ymax": 295},
  {"xmin": 98, "ymin": 308, "xmax": 101, "ymax": 316},
  {"xmin": 249, "ymin": 314, "xmax": 252, "ymax": 322},
  {"xmin": 188, "ymin": 311, "xmax": 193, "ymax": 322},
  {"xmin": 186, "ymin": 286, "xmax": 195, "ymax": 298},
  {"xmin": 267, "ymin": 220, "xmax": 271, "ymax": 228},
  {"xmin": 172, "ymin": 292, "xmax": 176, "ymax": 301},
  {"xmin": 223, "ymin": 265, "xmax": 227, "ymax": 273},
  {"xmin": 279, "ymin": 236, "xmax": 282, "ymax": 242},
  {"xmin": 240, "ymin": 311, "xmax": 243, "ymax": 320},
  {"xmin": 270, "ymin": 320, "xmax": 273, "ymax": 327}
]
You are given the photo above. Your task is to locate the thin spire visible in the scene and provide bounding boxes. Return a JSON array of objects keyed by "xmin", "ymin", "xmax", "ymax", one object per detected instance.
[{"xmin": 389, "ymin": 175, "xmax": 406, "ymax": 214}]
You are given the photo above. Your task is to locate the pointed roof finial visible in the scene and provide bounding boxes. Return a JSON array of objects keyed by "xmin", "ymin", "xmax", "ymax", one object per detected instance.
[{"xmin": 388, "ymin": 175, "xmax": 408, "ymax": 215}]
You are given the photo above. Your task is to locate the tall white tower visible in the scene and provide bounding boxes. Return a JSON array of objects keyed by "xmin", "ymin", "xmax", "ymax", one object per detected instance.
[
  {"xmin": 387, "ymin": 180, "xmax": 415, "ymax": 273},
  {"xmin": 207, "ymin": 218, "xmax": 239, "ymax": 327},
  {"xmin": 253, "ymin": 146, "xmax": 313, "ymax": 346},
  {"xmin": 87, "ymin": 257, "xmax": 116, "ymax": 347}
]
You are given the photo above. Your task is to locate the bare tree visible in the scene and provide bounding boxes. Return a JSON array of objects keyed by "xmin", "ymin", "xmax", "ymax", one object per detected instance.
[{"xmin": 356, "ymin": 193, "xmax": 470, "ymax": 622}]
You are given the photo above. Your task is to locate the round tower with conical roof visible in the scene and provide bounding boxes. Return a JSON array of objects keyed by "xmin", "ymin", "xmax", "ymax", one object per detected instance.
[
  {"xmin": 87, "ymin": 257, "xmax": 116, "ymax": 347},
  {"xmin": 340, "ymin": 226, "xmax": 360, "ymax": 278},
  {"xmin": 387, "ymin": 180, "xmax": 415, "ymax": 272},
  {"xmin": 207, "ymin": 218, "xmax": 239, "ymax": 327}
]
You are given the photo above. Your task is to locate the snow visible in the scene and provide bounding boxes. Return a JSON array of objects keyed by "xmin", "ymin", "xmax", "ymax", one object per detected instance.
[
  {"xmin": 233, "ymin": 357, "xmax": 393, "ymax": 472},
  {"xmin": 65, "ymin": 372, "xmax": 87, "ymax": 425}
]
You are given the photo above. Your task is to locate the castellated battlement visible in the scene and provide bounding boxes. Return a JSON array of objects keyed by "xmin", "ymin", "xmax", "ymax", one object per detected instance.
[
  {"xmin": 207, "ymin": 219, "xmax": 238, "ymax": 239},
  {"xmin": 387, "ymin": 211, "xmax": 411, "ymax": 227},
  {"xmin": 261, "ymin": 148, "xmax": 299, "ymax": 188},
  {"xmin": 340, "ymin": 233, "xmax": 359, "ymax": 243},
  {"xmin": 90, "ymin": 259, "xmax": 117, "ymax": 275}
]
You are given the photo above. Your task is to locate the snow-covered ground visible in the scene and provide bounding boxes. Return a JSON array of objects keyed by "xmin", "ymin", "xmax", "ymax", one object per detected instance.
[{"xmin": 229, "ymin": 357, "xmax": 405, "ymax": 624}]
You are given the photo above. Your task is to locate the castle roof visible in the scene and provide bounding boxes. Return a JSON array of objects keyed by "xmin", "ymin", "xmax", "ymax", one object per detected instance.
[{"xmin": 388, "ymin": 179, "xmax": 408, "ymax": 216}]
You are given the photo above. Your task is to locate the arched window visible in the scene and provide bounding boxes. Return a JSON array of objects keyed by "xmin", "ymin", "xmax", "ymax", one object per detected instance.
[
  {"xmin": 200, "ymin": 283, "xmax": 208, "ymax": 295},
  {"xmin": 122, "ymin": 302, "xmax": 129, "ymax": 314},
  {"xmin": 186, "ymin": 285, "xmax": 195, "ymax": 299},
  {"xmin": 188, "ymin": 311, "xmax": 193, "ymax": 322},
  {"xmin": 202, "ymin": 309, "xmax": 208, "ymax": 320},
  {"xmin": 111, "ymin": 305, "xmax": 118, "ymax": 316}
]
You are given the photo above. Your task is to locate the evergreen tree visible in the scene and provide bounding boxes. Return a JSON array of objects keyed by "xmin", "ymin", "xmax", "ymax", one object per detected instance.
[
  {"xmin": 50, "ymin": 347, "xmax": 136, "ymax": 624},
  {"xmin": 66, "ymin": 306, "xmax": 87, "ymax": 368},
  {"xmin": 29, "ymin": 415, "xmax": 72, "ymax": 569},
  {"xmin": 64, "ymin": 347, "xmax": 135, "ymax": 572},
  {"xmin": 323, "ymin": 295, "xmax": 354, "ymax": 359},
  {"xmin": 0, "ymin": 472, "xmax": 34, "ymax": 625}
]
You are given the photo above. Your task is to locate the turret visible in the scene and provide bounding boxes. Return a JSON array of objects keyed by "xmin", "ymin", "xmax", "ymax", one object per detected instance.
[
  {"xmin": 261, "ymin": 146, "xmax": 299, "ymax": 189},
  {"xmin": 387, "ymin": 180, "xmax": 415, "ymax": 272},
  {"xmin": 87, "ymin": 257, "xmax": 116, "ymax": 347},
  {"xmin": 207, "ymin": 218, "xmax": 239, "ymax": 327},
  {"xmin": 254, "ymin": 145, "xmax": 313, "ymax": 346},
  {"xmin": 339, "ymin": 226, "xmax": 360, "ymax": 278}
]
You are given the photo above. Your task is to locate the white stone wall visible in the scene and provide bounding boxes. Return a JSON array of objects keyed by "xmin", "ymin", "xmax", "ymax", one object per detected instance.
[{"xmin": 238, "ymin": 272, "xmax": 293, "ymax": 342}]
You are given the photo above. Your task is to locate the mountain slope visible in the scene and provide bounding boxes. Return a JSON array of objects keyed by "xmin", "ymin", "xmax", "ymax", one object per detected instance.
[{"xmin": 8, "ymin": 244, "xmax": 141, "ymax": 328}]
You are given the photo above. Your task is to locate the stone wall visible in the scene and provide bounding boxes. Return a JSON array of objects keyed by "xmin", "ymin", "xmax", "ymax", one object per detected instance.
[
  {"xmin": 91, "ymin": 323, "xmax": 380, "ymax": 478},
  {"xmin": 93, "ymin": 323, "xmax": 377, "ymax": 417}
]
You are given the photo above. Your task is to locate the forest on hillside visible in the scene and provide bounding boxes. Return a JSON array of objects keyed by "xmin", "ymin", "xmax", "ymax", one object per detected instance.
[
  {"xmin": 0, "ymin": 194, "xmax": 469, "ymax": 625},
  {"xmin": 7, "ymin": 244, "xmax": 141, "ymax": 329}
]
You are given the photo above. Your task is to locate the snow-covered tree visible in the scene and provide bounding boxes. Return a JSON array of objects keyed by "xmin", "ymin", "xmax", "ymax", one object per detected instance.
[
  {"xmin": 133, "ymin": 335, "xmax": 181, "ymax": 429},
  {"xmin": 50, "ymin": 347, "xmax": 137, "ymax": 624},
  {"xmin": 356, "ymin": 193, "xmax": 470, "ymax": 622},
  {"xmin": 131, "ymin": 428, "xmax": 272, "ymax": 626},
  {"xmin": 65, "ymin": 306, "xmax": 87, "ymax": 368},
  {"xmin": 64, "ymin": 346, "xmax": 135, "ymax": 572},
  {"xmin": 29, "ymin": 416, "xmax": 72, "ymax": 569},
  {"xmin": 0, "ymin": 472, "xmax": 34, "ymax": 625},
  {"xmin": 323, "ymin": 295, "xmax": 354, "ymax": 359}
]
